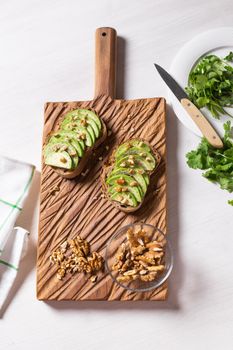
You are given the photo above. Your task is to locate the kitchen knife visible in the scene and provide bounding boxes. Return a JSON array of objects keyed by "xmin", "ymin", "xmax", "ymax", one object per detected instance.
[{"xmin": 154, "ymin": 63, "xmax": 223, "ymax": 149}]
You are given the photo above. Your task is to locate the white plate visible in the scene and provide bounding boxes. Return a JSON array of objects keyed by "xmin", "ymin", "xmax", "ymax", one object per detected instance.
[{"xmin": 169, "ymin": 27, "xmax": 233, "ymax": 138}]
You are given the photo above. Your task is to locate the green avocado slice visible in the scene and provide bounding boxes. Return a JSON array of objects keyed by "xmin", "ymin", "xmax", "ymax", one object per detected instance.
[
  {"xmin": 60, "ymin": 113, "xmax": 75, "ymax": 129},
  {"xmin": 69, "ymin": 140, "xmax": 83, "ymax": 158},
  {"xmin": 61, "ymin": 118, "xmax": 96, "ymax": 144},
  {"xmin": 44, "ymin": 151, "xmax": 73, "ymax": 169},
  {"xmin": 61, "ymin": 116, "xmax": 100, "ymax": 144},
  {"xmin": 133, "ymin": 173, "xmax": 148, "ymax": 193},
  {"xmin": 61, "ymin": 123, "xmax": 93, "ymax": 147},
  {"xmin": 44, "ymin": 141, "xmax": 74, "ymax": 156},
  {"xmin": 116, "ymin": 147, "xmax": 156, "ymax": 170},
  {"xmin": 51, "ymin": 130, "xmax": 86, "ymax": 151},
  {"xmin": 48, "ymin": 133, "xmax": 84, "ymax": 158},
  {"xmin": 86, "ymin": 119, "xmax": 100, "ymax": 138},
  {"xmin": 62, "ymin": 119, "xmax": 96, "ymax": 144},
  {"xmin": 110, "ymin": 191, "xmax": 138, "ymax": 207},
  {"xmin": 108, "ymin": 184, "xmax": 142, "ymax": 203},
  {"xmin": 86, "ymin": 125, "xmax": 96, "ymax": 144},
  {"xmin": 110, "ymin": 167, "xmax": 149, "ymax": 184},
  {"xmin": 116, "ymin": 154, "xmax": 154, "ymax": 171},
  {"xmin": 108, "ymin": 168, "xmax": 148, "ymax": 194},
  {"xmin": 44, "ymin": 142, "xmax": 79, "ymax": 168},
  {"xmin": 53, "ymin": 130, "xmax": 86, "ymax": 151},
  {"xmin": 115, "ymin": 140, "xmax": 151, "ymax": 158},
  {"xmin": 106, "ymin": 174, "xmax": 143, "ymax": 199},
  {"xmin": 61, "ymin": 109, "xmax": 102, "ymax": 131},
  {"xmin": 76, "ymin": 109, "xmax": 102, "ymax": 130},
  {"xmin": 75, "ymin": 138, "xmax": 85, "ymax": 151}
]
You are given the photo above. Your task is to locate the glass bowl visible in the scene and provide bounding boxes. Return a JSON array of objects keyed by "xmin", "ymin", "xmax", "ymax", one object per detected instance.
[{"xmin": 105, "ymin": 223, "xmax": 173, "ymax": 292}]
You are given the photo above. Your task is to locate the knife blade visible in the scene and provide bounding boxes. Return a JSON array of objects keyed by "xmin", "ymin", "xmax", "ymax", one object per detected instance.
[{"xmin": 154, "ymin": 63, "xmax": 223, "ymax": 149}]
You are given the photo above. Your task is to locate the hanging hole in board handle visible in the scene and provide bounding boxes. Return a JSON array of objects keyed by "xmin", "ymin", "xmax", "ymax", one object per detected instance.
[{"xmin": 102, "ymin": 32, "xmax": 107, "ymax": 36}]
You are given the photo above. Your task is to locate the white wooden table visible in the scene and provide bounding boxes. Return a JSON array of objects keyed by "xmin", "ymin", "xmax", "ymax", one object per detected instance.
[{"xmin": 0, "ymin": 0, "xmax": 233, "ymax": 349}]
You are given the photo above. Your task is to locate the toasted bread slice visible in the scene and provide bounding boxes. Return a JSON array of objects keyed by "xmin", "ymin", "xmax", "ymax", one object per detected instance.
[{"xmin": 101, "ymin": 138, "xmax": 161, "ymax": 213}]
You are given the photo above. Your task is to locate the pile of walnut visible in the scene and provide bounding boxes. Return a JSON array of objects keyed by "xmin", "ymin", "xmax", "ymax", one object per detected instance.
[
  {"xmin": 50, "ymin": 235, "xmax": 104, "ymax": 282},
  {"xmin": 112, "ymin": 227, "xmax": 166, "ymax": 283}
]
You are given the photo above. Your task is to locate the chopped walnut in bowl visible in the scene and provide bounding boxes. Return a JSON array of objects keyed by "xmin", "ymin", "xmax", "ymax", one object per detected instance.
[{"xmin": 105, "ymin": 223, "xmax": 173, "ymax": 292}]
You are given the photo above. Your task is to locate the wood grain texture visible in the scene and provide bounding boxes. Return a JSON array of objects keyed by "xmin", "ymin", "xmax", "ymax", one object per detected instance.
[
  {"xmin": 3, "ymin": 2, "xmax": 233, "ymax": 348},
  {"xmin": 95, "ymin": 27, "xmax": 117, "ymax": 98},
  {"xmin": 37, "ymin": 94, "xmax": 167, "ymax": 301}
]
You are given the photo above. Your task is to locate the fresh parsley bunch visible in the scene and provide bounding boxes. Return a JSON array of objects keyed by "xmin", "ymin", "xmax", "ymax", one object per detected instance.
[
  {"xmin": 186, "ymin": 121, "xmax": 233, "ymax": 206},
  {"xmin": 186, "ymin": 52, "xmax": 233, "ymax": 119}
]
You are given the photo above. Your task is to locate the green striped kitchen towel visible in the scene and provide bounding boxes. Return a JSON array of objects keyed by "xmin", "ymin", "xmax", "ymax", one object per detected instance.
[
  {"xmin": 0, "ymin": 156, "xmax": 34, "ymax": 311},
  {"xmin": 0, "ymin": 156, "xmax": 35, "ymax": 254},
  {"xmin": 0, "ymin": 227, "xmax": 29, "ymax": 311}
]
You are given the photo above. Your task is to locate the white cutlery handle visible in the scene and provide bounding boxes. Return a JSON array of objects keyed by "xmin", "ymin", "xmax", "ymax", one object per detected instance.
[{"xmin": 181, "ymin": 98, "xmax": 223, "ymax": 149}]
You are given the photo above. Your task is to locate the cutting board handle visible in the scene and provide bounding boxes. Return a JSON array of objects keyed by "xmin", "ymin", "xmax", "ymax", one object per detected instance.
[{"xmin": 94, "ymin": 27, "xmax": 117, "ymax": 99}]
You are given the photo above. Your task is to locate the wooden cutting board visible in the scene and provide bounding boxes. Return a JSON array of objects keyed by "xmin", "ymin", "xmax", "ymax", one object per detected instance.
[{"xmin": 37, "ymin": 27, "xmax": 167, "ymax": 301}]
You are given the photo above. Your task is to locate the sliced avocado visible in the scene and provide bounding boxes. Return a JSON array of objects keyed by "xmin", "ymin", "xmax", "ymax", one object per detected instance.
[
  {"xmin": 129, "ymin": 140, "xmax": 151, "ymax": 151},
  {"xmin": 116, "ymin": 154, "xmax": 154, "ymax": 172},
  {"xmin": 110, "ymin": 166, "xmax": 149, "ymax": 184},
  {"xmin": 61, "ymin": 109, "xmax": 102, "ymax": 131},
  {"xmin": 108, "ymin": 184, "xmax": 142, "ymax": 203},
  {"xmin": 48, "ymin": 134, "xmax": 84, "ymax": 158},
  {"xmin": 115, "ymin": 140, "xmax": 151, "ymax": 158},
  {"xmin": 86, "ymin": 125, "xmax": 96, "ymax": 144},
  {"xmin": 50, "ymin": 130, "xmax": 86, "ymax": 153},
  {"xmin": 131, "ymin": 173, "xmax": 147, "ymax": 194},
  {"xmin": 110, "ymin": 192, "xmax": 138, "ymax": 207},
  {"xmin": 108, "ymin": 168, "xmax": 148, "ymax": 194},
  {"xmin": 106, "ymin": 174, "xmax": 143, "ymax": 198},
  {"xmin": 142, "ymin": 173, "xmax": 149, "ymax": 185},
  {"xmin": 61, "ymin": 123, "xmax": 93, "ymax": 147},
  {"xmin": 45, "ymin": 142, "xmax": 79, "ymax": 168},
  {"xmin": 44, "ymin": 141, "xmax": 73, "ymax": 156},
  {"xmin": 76, "ymin": 109, "xmax": 102, "ymax": 130},
  {"xmin": 75, "ymin": 138, "xmax": 85, "ymax": 151},
  {"xmin": 60, "ymin": 109, "xmax": 103, "ymax": 145},
  {"xmin": 86, "ymin": 118, "xmax": 100, "ymax": 138},
  {"xmin": 61, "ymin": 117, "xmax": 98, "ymax": 143},
  {"xmin": 50, "ymin": 130, "xmax": 85, "ymax": 150},
  {"xmin": 60, "ymin": 111, "xmax": 74, "ymax": 127},
  {"xmin": 62, "ymin": 119, "xmax": 96, "ymax": 144},
  {"xmin": 44, "ymin": 151, "xmax": 73, "ymax": 170},
  {"xmin": 69, "ymin": 140, "xmax": 83, "ymax": 158},
  {"xmin": 116, "ymin": 147, "xmax": 156, "ymax": 170},
  {"xmin": 45, "ymin": 135, "xmax": 79, "ymax": 162},
  {"xmin": 107, "ymin": 173, "xmax": 135, "ymax": 186}
]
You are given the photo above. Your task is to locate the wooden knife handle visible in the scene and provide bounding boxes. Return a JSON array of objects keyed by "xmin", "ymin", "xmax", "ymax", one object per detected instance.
[
  {"xmin": 181, "ymin": 98, "xmax": 223, "ymax": 148},
  {"xmin": 94, "ymin": 27, "xmax": 117, "ymax": 99}
]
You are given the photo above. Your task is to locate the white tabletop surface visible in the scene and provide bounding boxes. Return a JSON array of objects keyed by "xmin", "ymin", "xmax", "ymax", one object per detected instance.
[{"xmin": 0, "ymin": 0, "xmax": 233, "ymax": 349}]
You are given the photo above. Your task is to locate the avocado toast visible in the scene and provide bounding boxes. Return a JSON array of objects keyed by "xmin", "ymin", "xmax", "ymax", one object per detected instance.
[
  {"xmin": 43, "ymin": 109, "xmax": 107, "ymax": 179},
  {"xmin": 102, "ymin": 139, "xmax": 161, "ymax": 212}
]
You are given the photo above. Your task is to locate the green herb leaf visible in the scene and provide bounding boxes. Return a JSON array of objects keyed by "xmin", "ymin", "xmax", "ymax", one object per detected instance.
[
  {"xmin": 225, "ymin": 51, "xmax": 233, "ymax": 62},
  {"xmin": 186, "ymin": 122, "xmax": 233, "ymax": 206},
  {"xmin": 186, "ymin": 52, "xmax": 233, "ymax": 119}
]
